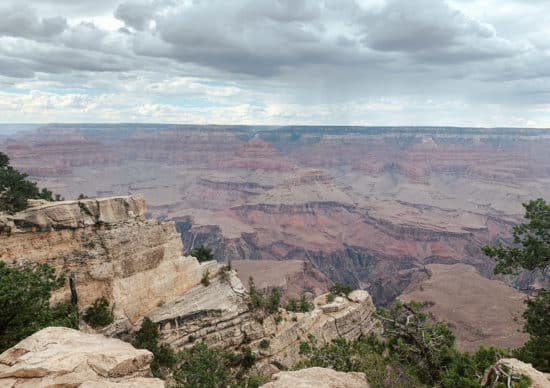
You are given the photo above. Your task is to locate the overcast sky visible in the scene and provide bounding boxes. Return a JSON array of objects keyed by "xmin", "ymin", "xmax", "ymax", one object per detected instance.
[{"xmin": 0, "ymin": 0, "xmax": 549, "ymax": 126}]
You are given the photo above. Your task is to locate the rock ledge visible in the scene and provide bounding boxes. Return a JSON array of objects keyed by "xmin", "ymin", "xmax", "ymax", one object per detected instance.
[{"xmin": 0, "ymin": 327, "xmax": 164, "ymax": 387}]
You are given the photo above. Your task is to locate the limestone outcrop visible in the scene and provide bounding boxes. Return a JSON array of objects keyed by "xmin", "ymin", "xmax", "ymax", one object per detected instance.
[
  {"xmin": 0, "ymin": 195, "xmax": 219, "ymax": 324},
  {"xmin": 261, "ymin": 367, "xmax": 369, "ymax": 388},
  {"xmin": 0, "ymin": 327, "xmax": 164, "ymax": 387},
  {"xmin": 0, "ymin": 194, "xmax": 380, "ymax": 378},
  {"xmin": 149, "ymin": 270, "xmax": 380, "ymax": 371}
]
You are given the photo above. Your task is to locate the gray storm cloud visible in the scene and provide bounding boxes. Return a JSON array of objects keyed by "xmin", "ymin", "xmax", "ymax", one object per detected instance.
[{"xmin": 0, "ymin": 0, "xmax": 548, "ymax": 126}]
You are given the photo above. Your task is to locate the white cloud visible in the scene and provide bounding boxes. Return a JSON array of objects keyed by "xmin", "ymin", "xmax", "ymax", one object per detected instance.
[{"xmin": 0, "ymin": 0, "xmax": 548, "ymax": 126}]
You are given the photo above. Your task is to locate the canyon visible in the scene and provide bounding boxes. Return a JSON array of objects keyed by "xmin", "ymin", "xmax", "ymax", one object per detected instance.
[
  {"xmin": 2, "ymin": 125, "xmax": 549, "ymax": 350},
  {"xmin": 0, "ymin": 196, "xmax": 380, "ymax": 378}
]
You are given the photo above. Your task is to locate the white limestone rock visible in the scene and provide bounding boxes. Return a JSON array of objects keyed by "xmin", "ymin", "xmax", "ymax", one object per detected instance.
[{"xmin": 0, "ymin": 327, "xmax": 164, "ymax": 387}]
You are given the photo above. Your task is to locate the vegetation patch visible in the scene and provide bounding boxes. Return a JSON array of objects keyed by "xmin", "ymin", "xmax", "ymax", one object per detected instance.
[
  {"xmin": 189, "ymin": 245, "xmax": 214, "ymax": 262},
  {"xmin": 0, "ymin": 262, "xmax": 78, "ymax": 352},
  {"xmin": 133, "ymin": 317, "xmax": 175, "ymax": 378},
  {"xmin": 201, "ymin": 270, "xmax": 210, "ymax": 286},
  {"xmin": 248, "ymin": 277, "xmax": 281, "ymax": 315},
  {"xmin": 83, "ymin": 297, "xmax": 114, "ymax": 328},
  {"xmin": 0, "ymin": 152, "xmax": 54, "ymax": 213},
  {"xmin": 285, "ymin": 294, "xmax": 312, "ymax": 313}
]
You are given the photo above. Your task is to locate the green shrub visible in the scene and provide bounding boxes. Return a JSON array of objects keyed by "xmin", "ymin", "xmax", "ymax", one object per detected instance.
[
  {"xmin": 174, "ymin": 343, "xmax": 233, "ymax": 388},
  {"xmin": 259, "ymin": 339, "xmax": 270, "ymax": 349},
  {"xmin": 248, "ymin": 277, "xmax": 281, "ymax": 315},
  {"xmin": 201, "ymin": 270, "xmax": 210, "ymax": 286},
  {"xmin": 83, "ymin": 297, "xmax": 114, "ymax": 328},
  {"xmin": 326, "ymin": 293, "xmax": 336, "ymax": 303},
  {"xmin": 0, "ymin": 262, "xmax": 78, "ymax": 352},
  {"xmin": 296, "ymin": 334, "xmax": 419, "ymax": 387},
  {"xmin": 329, "ymin": 282, "xmax": 353, "ymax": 297},
  {"xmin": 286, "ymin": 298, "xmax": 298, "ymax": 312},
  {"xmin": 83, "ymin": 241, "xmax": 95, "ymax": 249},
  {"xmin": 513, "ymin": 335, "xmax": 550, "ymax": 373},
  {"xmin": 189, "ymin": 245, "xmax": 214, "ymax": 262},
  {"xmin": 267, "ymin": 288, "xmax": 281, "ymax": 313},
  {"xmin": 298, "ymin": 294, "xmax": 312, "ymax": 312},
  {"xmin": 287, "ymin": 294, "xmax": 312, "ymax": 312},
  {"xmin": 440, "ymin": 346, "xmax": 500, "ymax": 387},
  {"xmin": 219, "ymin": 266, "xmax": 230, "ymax": 282},
  {"xmin": 239, "ymin": 346, "xmax": 256, "ymax": 369},
  {"xmin": 377, "ymin": 300, "xmax": 455, "ymax": 385},
  {"xmin": 133, "ymin": 317, "xmax": 175, "ymax": 377},
  {"xmin": 248, "ymin": 277, "xmax": 263, "ymax": 310},
  {"xmin": 0, "ymin": 152, "xmax": 54, "ymax": 213}
]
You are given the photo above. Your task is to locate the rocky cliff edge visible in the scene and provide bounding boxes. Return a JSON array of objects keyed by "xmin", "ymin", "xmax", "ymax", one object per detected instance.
[{"xmin": 0, "ymin": 195, "xmax": 219, "ymax": 325}]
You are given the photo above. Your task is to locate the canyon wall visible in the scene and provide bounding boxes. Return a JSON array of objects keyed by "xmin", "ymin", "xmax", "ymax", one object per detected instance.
[
  {"xmin": 1, "ymin": 125, "xmax": 548, "ymax": 347},
  {"xmin": 0, "ymin": 195, "xmax": 218, "ymax": 324},
  {"xmin": 0, "ymin": 194, "xmax": 380, "ymax": 371}
]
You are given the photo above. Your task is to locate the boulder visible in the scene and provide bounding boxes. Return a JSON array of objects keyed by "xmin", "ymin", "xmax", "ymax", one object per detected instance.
[
  {"xmin": 348, "ymin": 290, "xmax": 371, "ymax": 304},
  {"xmin": 0, "ymin": 327, "xmax": 164, "ymax": 387},
  {"xmin": 261, "ymin": 367, "xmax": 369, "ymax": 387}
]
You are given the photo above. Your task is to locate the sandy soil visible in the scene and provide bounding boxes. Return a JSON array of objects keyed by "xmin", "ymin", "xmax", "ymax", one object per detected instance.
[{"xmin": 400, "ymin": 263, "xmax": 528, "ymax": 351}]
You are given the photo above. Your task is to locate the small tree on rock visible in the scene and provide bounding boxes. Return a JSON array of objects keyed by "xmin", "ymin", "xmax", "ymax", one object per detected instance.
[
  {"xmin": 0, "ymin": 262, "xmax": 78, "ymax": 352},
  {"xmin": 189, "ymin": 245, "xmax": 214, "ymax": 263},
  {"xmin": 0, "ymin": 152, "xmax": 54, "ymax": 213}
]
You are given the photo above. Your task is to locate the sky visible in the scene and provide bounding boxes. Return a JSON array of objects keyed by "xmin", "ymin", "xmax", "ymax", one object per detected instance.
[{"xmin": 0, "ymin": 0, "xmax": 549, "ymax": 127}]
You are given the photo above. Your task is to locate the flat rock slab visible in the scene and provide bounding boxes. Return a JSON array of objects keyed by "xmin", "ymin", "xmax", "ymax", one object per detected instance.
[{"xmin": 0, "ymin": 327, "xmax": 164, "ymax": 387}]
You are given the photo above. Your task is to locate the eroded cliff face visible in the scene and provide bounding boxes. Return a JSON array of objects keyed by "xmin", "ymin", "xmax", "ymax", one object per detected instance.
[
  {"xmin": 3, "ymin": 125, "xmax": 548, "ymax": 345},
  {"xmin": 0, "ymin": 195, "xmax": 218, "ymax": 324},
  {"xmin": 0, "ymin": 195, "xmax": 381, "ymax": 378},
  {"xmin": 147, "ymin": 270, "xmax": 380, "ymax": 371}
]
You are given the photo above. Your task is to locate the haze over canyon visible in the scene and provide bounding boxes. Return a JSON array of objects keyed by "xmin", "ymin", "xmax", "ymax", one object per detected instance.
[{"xmin": 2, "ymin": 124, "xmax": 548, "ymax": 349}]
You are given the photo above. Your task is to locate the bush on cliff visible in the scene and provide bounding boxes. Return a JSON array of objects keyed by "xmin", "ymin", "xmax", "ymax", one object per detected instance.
[
  {"xmin": 248, "ymin": 277, "xmax": 281, "ymax": 314},
  {"xmin": 377, "ymin": 300, "xmax": 456, "ymax": 384},
  {"xmin": 173, "ymin": 343, "xmax": 234, "ymax": 387},
  {"xmin": 285, "ymin": 294, "xmax": 312, "ymax": 313},
  {"xmin": 82, "ymin": 297, "xmax": 114, "ymax": 328},
  {"xmin": 172, "ymin": 342, "xmax": 266, "ymax": 388},
  {"xmin": 189, "ymin": 244, "xmax": 214, "ymax": 262},
  {"xmin": 329, "ymin": 282, "xmax": 353, "ymax": 297},
  {"xmin": 133, "ymin": 317, "xmax": 175, "ymax": 378},
  {"xmin": 297, "ymin": 301, "xmax": 504, "ymax": 388},
  {"xmin": 0, "ymin": 261, "xmax": 78, "ymax": 352},
  {"xmin": 0, "ymin": 151, "xmax": 53, "ymax": 213}
]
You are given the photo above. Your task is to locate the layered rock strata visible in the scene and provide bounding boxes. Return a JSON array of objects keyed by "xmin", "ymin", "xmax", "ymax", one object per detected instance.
[
  {"xmin": 0, "ymin": 196, "xmax": 218, "ymax": 324},
  {"xmin": 148, "ymin": 272, "xmax": 380, "ymax": 370},
  {"xmin": 0, "ymin": 327, "xmax": 164, "ymax": 387}
]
